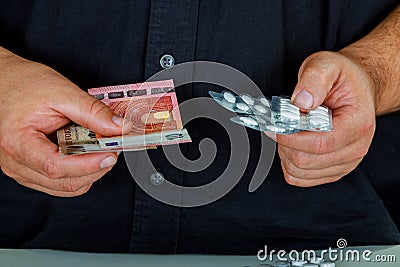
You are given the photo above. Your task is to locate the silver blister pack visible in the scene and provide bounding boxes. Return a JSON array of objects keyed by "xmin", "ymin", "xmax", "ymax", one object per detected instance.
[
  {"xmin": 209, "ymin": 91, "xmax": 253, "ymax": 114},
  {"xmin": 209, "ymin": 90, "xmax": 333, "ymax": 134},
  {"xmin": 230, "ymin": 115, "xmax": 302, "ymax": 135},
  {"xmin": 271, "ymin": 96, "xmax": 332, "ymax": 132}
]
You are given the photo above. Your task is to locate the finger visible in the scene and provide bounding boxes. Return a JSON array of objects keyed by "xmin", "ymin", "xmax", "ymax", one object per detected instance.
[
  {"xmin": 2, "ymin": 157, "xmax": 111, "ymax": 193},
  {"xmin": 278, "ymin": 146, "xmax": 360, "ymax": 180},
  {"xmin": 19, "ymin": 181, "xmax": 92, "ymax": 197},
  {"xmin": 271, "ymin": 118, "xmax": 351, "ymax": 155},
  {"xmin": 280, "ymin": 160, "xmax": 345, "ymax": 187},
  {"xmin": 291, "ymin": 51, "xmax": 341, "ymax": 110},
  {"xmin": 278, "ymin": 138, "xmax": 369, "ymax": 170},
  {"xmin": 54, "ymin": 85, "xmax": 132, "ymax": 136},
  {"xmin": 15, "ymin": 131, "xmax": 118, "ymax": 179},
  {"xmin": 282, "ymin": 170, "xmax": 343, "ymax": 187},
  {"xmin": 273, "ymin": 107, "xmax": 374, "ymax": 154}
]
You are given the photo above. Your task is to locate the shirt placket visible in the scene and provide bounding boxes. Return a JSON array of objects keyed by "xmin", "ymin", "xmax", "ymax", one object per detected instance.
[{"xmin": 129, "ymin": 0, "xmax": 200, "ymax": 253}]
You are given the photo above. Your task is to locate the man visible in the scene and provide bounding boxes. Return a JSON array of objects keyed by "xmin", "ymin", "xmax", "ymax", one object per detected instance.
[{"xmin": 0, "ymin": 1, "xmax": 399, "ymax": 253}]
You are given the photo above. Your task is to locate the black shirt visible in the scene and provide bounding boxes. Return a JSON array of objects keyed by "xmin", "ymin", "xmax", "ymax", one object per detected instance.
[{"xmin": 0, "ymin": 0, "xmax": 399, "ymax": 254}]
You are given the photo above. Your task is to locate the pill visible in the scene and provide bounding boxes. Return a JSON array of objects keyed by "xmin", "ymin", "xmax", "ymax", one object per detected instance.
[
  {"xmin": 279, "ymin": 98, "xmax": 291, "ymax": 103},
  {"xmin": 309, "ymin": 119, "xmax": 330, "ymax": 127},
  {"xmin": 309, "ymin": 112, "xmax": 329, "ymax": 119},
  {"xmin": 279, "ymin": 108, "xmax": 300, "ymax": 116},
  {"xmin": 255, "ymin": 117, "xmax": 266, "ymax": 124},
  {"xmin": 223, "ymin": 91, "xmax": 236, "ymax": 103},
  {"xmin": 259, "ymin": 97, "xmax": 270, "ymax": 107},
  {"xmin": 279, "ymin": 110, "xmax": 300, "ymax": 121},
  {"xmin": 254, "ymin": 104, "xmax": 268, "ymax": 113},
  {"xmin": 315, "ymin": 105, "xmax": 329, "ymax": 112},
  {"xmin": 241, "ymin": 94, "xmax": 255, "ymax": 105},
  {"xmin": 311, "ymin": 120, "xmax": 330, "ymax": 126},
  {"xmin": 277, "ymin": 97, "xmax": 291, "ymax": 105},
  {"xmin": 309, "ymin": 108, "xmax": 327, "ymax": 115},
  {"xmin": 279, "ymin": 103, "xmax": 300, "ymax": 113},
  {"xmin": 239, "ymin": 116, "xmax": 259, "ymax": 126},
  {"xmin": 236, "ymin": 102, "xmax": 250, "ymax": 111},
  {"xmin": 320, "ymin": 263, "xmax": 335, "ymax": 267}
]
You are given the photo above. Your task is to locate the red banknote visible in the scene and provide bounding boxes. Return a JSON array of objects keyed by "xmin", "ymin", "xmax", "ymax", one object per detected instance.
[{"xmin": 57, "ymin": 80, "xmax": 191, "ymax": 155}]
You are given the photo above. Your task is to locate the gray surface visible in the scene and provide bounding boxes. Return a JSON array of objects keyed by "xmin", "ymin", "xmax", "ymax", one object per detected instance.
[{"xmin": 0, "ymin": 246, "xmax": 399, "ymax": 267}]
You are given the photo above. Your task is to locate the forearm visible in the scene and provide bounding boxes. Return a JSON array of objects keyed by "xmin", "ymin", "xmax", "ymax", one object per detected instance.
[{"xmin": 340, "ymin": 5, "xmax": 400, "ymax": 115}]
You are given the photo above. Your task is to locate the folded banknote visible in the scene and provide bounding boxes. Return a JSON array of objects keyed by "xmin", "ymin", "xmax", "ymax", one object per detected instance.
[{"xmin": 57, "ymin": 79, "xmax": 191, "ymax": 155}]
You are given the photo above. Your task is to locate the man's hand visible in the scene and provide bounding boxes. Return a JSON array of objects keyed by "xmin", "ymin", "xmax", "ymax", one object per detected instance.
[
  {"xmin": 268, "ymin": 51, "xmax": 376, "ymax": 187},
  {"xmin": 270, "ymin": 4, "xmax": 399, "ymax": 187},
  {"xmin": 0, "ymin": 49, "xmax": 128, "ymax": 197}
]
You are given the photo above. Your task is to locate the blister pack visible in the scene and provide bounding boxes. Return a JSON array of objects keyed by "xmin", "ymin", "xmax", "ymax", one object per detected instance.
[
  {"xmin": 209, "ymin": 91, "xmax": 332, "ymax": 134},
  {"xmin": 271, "ymin": 96, "xmax": 332, "ymax": 132}
]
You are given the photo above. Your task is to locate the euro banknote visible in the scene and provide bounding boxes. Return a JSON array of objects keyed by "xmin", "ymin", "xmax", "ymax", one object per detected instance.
[{"xmin": 57, "ymin": 79, "xmax": 191, "ymax": 155}]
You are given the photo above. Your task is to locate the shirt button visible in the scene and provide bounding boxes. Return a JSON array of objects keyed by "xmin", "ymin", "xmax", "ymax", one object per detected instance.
[
  {"xmin": 149, "ymin": 172, "xmax": 165, "ymax": 185},
  {"xmin": 159, "ymin": 54, "xmax": 175, "ymax": 69}
]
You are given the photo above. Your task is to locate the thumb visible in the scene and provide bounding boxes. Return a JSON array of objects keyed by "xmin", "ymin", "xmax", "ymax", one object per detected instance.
[
  {"xmin": 291, "ymin": 52, "xmax": 341, "ymax": 110},
  {"xmin": 58, "ymin": 88, "xmax": 127, "ymax": 136}
]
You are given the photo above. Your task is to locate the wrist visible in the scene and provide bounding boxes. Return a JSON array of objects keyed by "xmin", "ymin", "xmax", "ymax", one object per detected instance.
[
  {"xmin": 338, "ymin": 48, "xmax": 379, "ymax": 114},
  {"xmin": 339, "ymin": 5, "xmax": 400, "ymax": 116}
]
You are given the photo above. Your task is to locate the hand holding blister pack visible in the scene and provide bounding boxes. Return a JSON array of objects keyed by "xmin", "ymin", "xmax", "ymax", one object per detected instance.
[{"xmin": 209, "ymin": 90, "xmax": 332, "ymax": 134}]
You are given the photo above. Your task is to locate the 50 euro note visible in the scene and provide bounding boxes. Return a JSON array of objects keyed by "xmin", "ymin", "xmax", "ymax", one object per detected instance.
[
  {"xmin": 57, "ymin": 124, "xmax": 151, "ymax": 155},
  {"xmin": 57, "ymin": 79, "xmax": 191, "ymax": 155}
]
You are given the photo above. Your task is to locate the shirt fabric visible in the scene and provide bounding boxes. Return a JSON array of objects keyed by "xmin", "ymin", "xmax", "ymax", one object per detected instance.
[{"xmin": 0, "ymin": 0, "xmax": 399, "ymax": 254}]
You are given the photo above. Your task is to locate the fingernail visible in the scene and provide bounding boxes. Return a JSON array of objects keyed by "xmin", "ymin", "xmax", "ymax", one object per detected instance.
[
  {"xmin": 100, "ymin": 156, "xmax": 117, "ymax": 169},
  {"xmin": 293, "ymin": 90, "xmax": 313, "ymax": 109},
  {"xmin": 112, "ymin": 115, "xmax": 124, "ymax": 127}
]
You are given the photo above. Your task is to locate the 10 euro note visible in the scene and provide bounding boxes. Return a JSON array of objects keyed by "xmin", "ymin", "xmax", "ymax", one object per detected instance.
[
  {"xmin": 57, "ymin": 79, "xmax": 191, "ymax": 156},
  {"xmin": 57, "ymin": 124, "xmax": 152, "ymax": 155},
  {"xmin": 87, "ymin": 79, "xmax": 189, "ymax": 149}
]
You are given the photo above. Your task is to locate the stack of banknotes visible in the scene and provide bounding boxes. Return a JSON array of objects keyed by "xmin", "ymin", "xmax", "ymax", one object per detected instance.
[{"xmin": 57, "ymin": 79, "xmax": 192, "ymax": 156}]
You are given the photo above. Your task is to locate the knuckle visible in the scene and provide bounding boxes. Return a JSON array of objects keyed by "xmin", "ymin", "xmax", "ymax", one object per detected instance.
[
  {"xmin": 88, "ymin": 100, "xmax": 110, "ymax": 118},
  {"xmin": 302, "ymin": 51, "xmax": 340, "ymax": 83},
  {"xmin": 307, "ymin": 51, "xmax": 336, "ymax": 65},
  {"xmin": 42, "ymin": 158, "xmax": 64, "ymax": 179},
  {"xmin": 304, "ymin": 68, "xmax": 330, "ymax": 88},
  {"xmin": 1, "ymin": 166, "xmax": 17, "ymax": 178},
  {"xmin": 283, "ymin": 160, "xmax": 299, "ymax": 178},
  {"xmin": 356, "ymin": 146, "xmax": 369, "ymax": 158},
  {"xmin": 285, "ymin": 177, "xmax": 296, "ymax": 186},
  {"xmin": 0, "ymin": 135, "xmax": 5, "ymax": 151},
  {"xmin": 290, "ymin": 152, "xmax": 308, "ymax": 169},
  {"xmin": 62, "ymin": 178, "xmax": 84, "ymax": 193},
  {"xmin": 360, "ymin": 119, "xmax": 376, "ymax": 137},
  {"xmin": 284, "ymin": 173, "xmax": 304, "ymax": 187},
  {"xmin": 79, "ymin": 184, "xmax": 92, "ymax": 195},
  {"xmin": 302, "ymin": 65, "xmax": 323, "ymax": 80},
  {"xmin": 71, "ymin": 184, "xmax": 92, "ymax": 197},
  {"xmin": 311, "ymin": 135, "xmax": 331, "ymax": 155},
  {"xmin": 0, "ymin": 135, "xmax": 14, "ymax": 157}
]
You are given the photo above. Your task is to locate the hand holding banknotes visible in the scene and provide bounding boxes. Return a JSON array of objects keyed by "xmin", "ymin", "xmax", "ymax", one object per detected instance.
[
  {"xmin": 270, "ymin": 51, "xmax": 376, "ymax": 187},
  {"xmin": 0, "ymin": 48, "xmax": 128, "ymax": 197}
]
